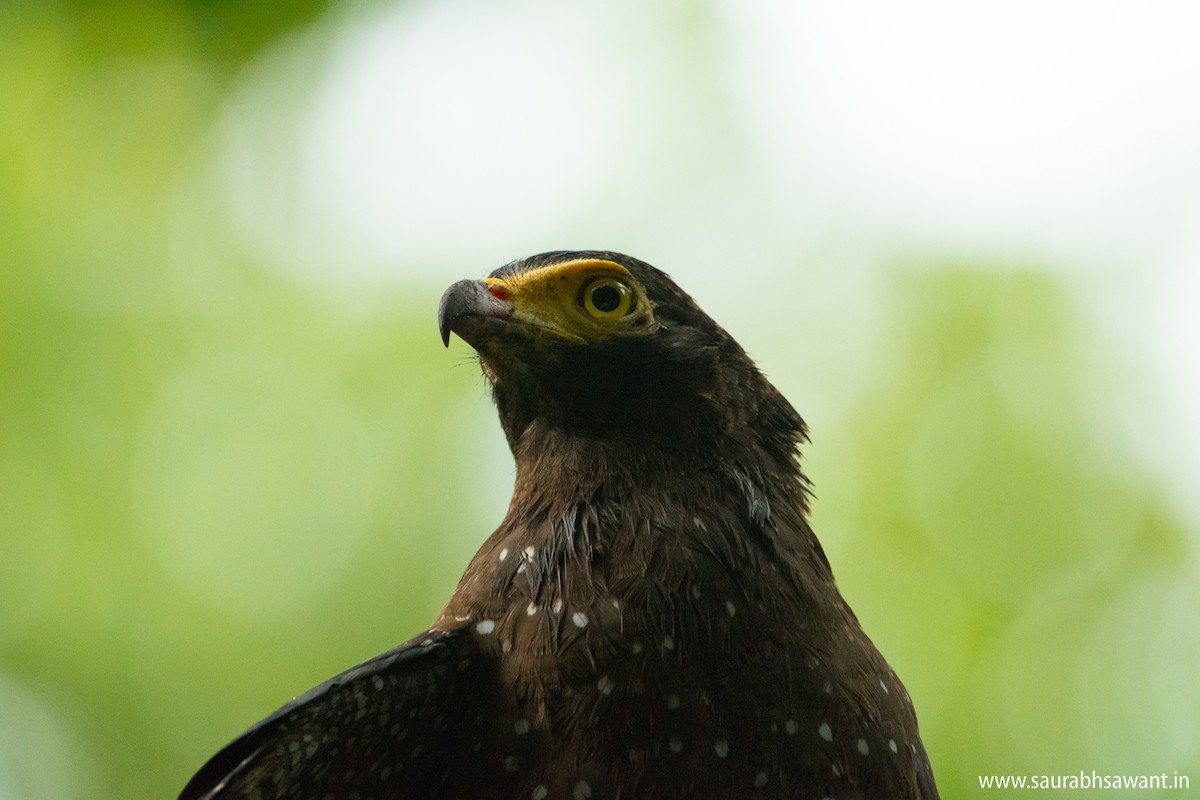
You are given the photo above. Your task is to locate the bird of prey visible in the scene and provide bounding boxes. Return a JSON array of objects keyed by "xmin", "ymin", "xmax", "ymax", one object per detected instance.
[{"xmin": 179, "ymin": 251, "xmax": 939, "ymax": 800}]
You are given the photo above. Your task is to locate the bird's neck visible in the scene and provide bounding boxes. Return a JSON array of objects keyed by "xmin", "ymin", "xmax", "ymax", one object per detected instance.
[
  {"xmin": 435, "ymin": 408, "xmax": 851, "ymax": 706},
  {"xmin": 497, "ymin": 417, "xmax": 833, "ymax": 593},
  {"xmin": 436, "ymin": 413, "xmax": 849, "ymax": 680},
  {"xmin": 504, "ymin": 364, "xmax": 813, "ymax": 507},
  {"xmin": 510, "ymin": 420, "xmax": 761, "ymax": 502}
]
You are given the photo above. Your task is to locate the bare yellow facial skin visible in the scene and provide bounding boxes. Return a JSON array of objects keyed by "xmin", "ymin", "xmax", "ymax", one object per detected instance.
[{"xmin": 484, "ymin": 259, "xmax": 654, "ymax": 342}]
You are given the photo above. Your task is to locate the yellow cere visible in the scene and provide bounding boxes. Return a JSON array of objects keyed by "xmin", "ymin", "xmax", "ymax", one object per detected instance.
[{"xmin": 484, "ymin": 259, "xmax": 652, "ymax": 341}]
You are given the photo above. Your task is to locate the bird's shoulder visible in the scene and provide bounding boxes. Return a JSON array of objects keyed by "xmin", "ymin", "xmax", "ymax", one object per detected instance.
[{"xmin": 178, "ymin": 626, "xmax": 519, "ymax": 800}]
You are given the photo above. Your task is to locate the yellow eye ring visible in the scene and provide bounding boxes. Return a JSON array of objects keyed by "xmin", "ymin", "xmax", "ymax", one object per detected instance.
[{"xmin": 580, "ymin": 277, "xmax": 634, "ymax": 318}]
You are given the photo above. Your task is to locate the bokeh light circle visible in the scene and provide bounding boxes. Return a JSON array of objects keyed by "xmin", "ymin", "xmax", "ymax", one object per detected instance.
[
  {"xmin": 220, "ymin": 1, "xmax": 645, "ymax": 288},
  {"xmin": 133, "ymin": 353, "xmax": 379, "ymax": 620},
  {"xmin": 0, "ymin": 676, "xmax": 76, "ymax": 800}
]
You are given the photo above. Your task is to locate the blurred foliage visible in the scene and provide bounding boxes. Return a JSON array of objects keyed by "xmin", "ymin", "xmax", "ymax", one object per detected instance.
[{"xmin": 1, "ymin": 3, "xmax": 1197, "ymax": 800}]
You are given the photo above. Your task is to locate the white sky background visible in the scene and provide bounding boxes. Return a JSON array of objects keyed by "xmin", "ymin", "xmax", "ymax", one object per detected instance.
[{"xmin": 212, "ymin": 0, "xmax": 1200, "ymax": 527}]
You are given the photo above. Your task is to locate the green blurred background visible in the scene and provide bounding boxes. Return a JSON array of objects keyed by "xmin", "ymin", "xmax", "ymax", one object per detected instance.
[{"xmin": 2, "ymin": 2, "xmax": 1198, "ymax": 798}]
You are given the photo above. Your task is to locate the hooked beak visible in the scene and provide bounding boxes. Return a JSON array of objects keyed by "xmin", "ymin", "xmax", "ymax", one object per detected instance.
[{"xmin": 437, "ymin": 279, "xmax": 513, "ymax": 347}]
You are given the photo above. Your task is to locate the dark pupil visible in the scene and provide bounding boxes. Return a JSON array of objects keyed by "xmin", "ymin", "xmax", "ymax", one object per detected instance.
[{"xmin": 591, "ymin": 284, "xmax": 622, "ymax": 313}]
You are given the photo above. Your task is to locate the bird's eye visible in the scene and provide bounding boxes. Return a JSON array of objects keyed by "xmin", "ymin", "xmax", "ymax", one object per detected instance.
[{"xmin": 581, "ymin": 277, "xmax": 634, "ymax": 318}]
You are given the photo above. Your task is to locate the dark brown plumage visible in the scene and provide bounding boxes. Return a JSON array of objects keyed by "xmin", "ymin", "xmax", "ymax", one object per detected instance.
[{"xmin": 179, "ymin": 251, "xmax": 939, "ymax": 800}]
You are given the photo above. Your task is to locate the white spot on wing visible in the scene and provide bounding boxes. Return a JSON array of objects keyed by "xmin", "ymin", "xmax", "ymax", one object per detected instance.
[
  {"xmin": 475, "ymin": 620, "xmax": 495, "ymax": 635},
  {"xmin": 572, "ymin": 612, "xmax": 588, "ymax": 628},
  {"xmin": 819, "ymin": 722, "xmax": 833, "ymax": 742}
]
